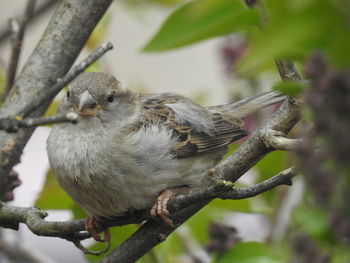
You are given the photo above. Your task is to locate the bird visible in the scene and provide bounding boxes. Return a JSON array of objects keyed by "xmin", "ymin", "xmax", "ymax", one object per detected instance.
[{"xmin": 46, "ymin": 72, "xmax": 284, "ymax": 245}]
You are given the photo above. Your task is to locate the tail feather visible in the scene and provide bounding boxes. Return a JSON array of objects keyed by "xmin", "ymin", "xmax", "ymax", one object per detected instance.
[{"xmin": 208, "ymin": 91, "xmax": 285, "ymax": 119}]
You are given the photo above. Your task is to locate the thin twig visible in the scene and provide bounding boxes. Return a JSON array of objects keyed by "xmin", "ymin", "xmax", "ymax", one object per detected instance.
[
  {"xmin": 0, "ymin": 0, "xmax": 57, "ymax": 44},
  {"xmin": 169, "ymin": 167, "xmax": 296, "ymax": 212},
  {"xmin": 18, "ymin": 42, "xmax": 113, "ymax": 118},
  {"xmin": 0, "ymin": 202, "xmax": 89, "ymax": 239},
  {"xmin": 275, "ymin": 60, "xmax": 302, "ymax": 81},
  {"xmin": 264, "ymin": 129, "xmax": 302, "ymax": 151},
  {"xmin": 0, "ymin": 112, "xmax": 79, "ymax": 133},
  {"xmin": 4, "ymin": 0, "xmax": 36, "ymax": 99}
]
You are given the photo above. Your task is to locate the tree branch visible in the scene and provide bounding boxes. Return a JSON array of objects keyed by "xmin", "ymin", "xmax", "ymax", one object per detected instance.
[
  {"xmin": 4, "ymin": 0, "xmax": 36, "ymax": 98},
  {"xmin": 0, "ymin": 0, "xmax": 113, "ymax": 199},
  {"xmin": 263, "ymin": 129, "xmax": 302, "ymax": 151},
  {"xmin": 0, "ymin": 167, "xmax": 296, "ymax": 240},
  {"xmin": 171, "ymin": 167, "xmax": 296, "ymax": 211},
  {"xmin": 0, "ymin": 202, "xmax": 89, "ymax": 240},
  {"xmin": 0, "ymin": 112, "xmax": 79, "ymax": 133},
  {"xmin": 275, "ymin": 59, "xmax": 302, "ymax": 81}
]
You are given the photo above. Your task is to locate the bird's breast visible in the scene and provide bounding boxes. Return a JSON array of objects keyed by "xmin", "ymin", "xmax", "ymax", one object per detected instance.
[{"xmin": 46, "ymin": 121, "xmax": 215, "ymax": 217}]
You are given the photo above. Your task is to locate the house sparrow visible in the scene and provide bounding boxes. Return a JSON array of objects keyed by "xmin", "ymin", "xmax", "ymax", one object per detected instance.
[{"xmin": 46, "ymin": 72, "xmax": 284, "ymax": 242}]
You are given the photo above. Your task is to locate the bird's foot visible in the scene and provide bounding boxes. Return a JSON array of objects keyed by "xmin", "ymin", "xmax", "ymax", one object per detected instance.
[
  {"xmin": 71, "ymin": 216, "xmax": 111, "ymax": 256},
  {"xmin": 71, "ymin": 216, "xmax": 112, "ymax": 256},
  {"xmin": 85, "ymin": 216, "xmax": 110, "ymax": 243},
  {"xmin": 150, "ymin": 187, "xmax": 188, "ymax": 226}
]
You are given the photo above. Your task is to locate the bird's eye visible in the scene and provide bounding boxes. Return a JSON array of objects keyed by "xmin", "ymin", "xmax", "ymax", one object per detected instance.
[
  {"xmin": 107, "ymin": 94, "xmax": 115, "ymax": 103},
  {"xmin": 67, "ymin": 91, "xmax": 70, "ymax": 98}
]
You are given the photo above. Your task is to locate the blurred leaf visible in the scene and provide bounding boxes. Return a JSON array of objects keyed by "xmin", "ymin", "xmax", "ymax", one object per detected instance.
[
  {"xmin": 35, "ymin": 169, "xmax": 75, "ymax": 210},
  {"xmin": 293, "ymin": 205, "xmax": 332, "ymax": 242},
  {"xmin": 153, "ymin": 0, "xmax": 185, "ymax": 5},
  {"xmin": 272, "ymin": 81, "xmax": 305, "ymax": 96},
  {"xmin": 85, "ymin": 61, "xmax": 101, "ymax": 73},
  {"xmin": 86, "ymin": 12, "xmax": 111, "ymax": 49},
  {"xmin": 239, "ymin": 0, "xmax": 350, "ymax": 74},
  {"xmin": 218, "ymin": 241, "xmax": 280, "ymax": 263},
  {"xmin": 255, "ymin": 151, "xmax": 287, "ymax": 204},
  {"xmin": 184, "ymin": 197, "xmax": 253, "ymax": 245},
  {"xmin": 212, "ymin": 197, "xmax": 252, "ymax": 213},
  {"xmin": 44, "ymin": 100, "xmax": 60, "ymax": 119},
  {"xmin": 255, "ymin": 151, "xmax": 287, "ymax": 182},
  {"xmin": 0, "ymin": 66, "xmax": 6, "ymax": 101},
  {"xmin": 71, "ymin": 203, "xmax": 87, "ymax": 219},
  {"xmin": 186, "ymin": 202, "xmax": 224, "ymax": 243},
  {"xmin": 122, "ymin": 0, "xmax": 185, "ymax": 8},
  {"xmin": 138, "ymin": 249, "xmax": 162, "ymax": 263},
  {"xmin": 154, "ymin": 230, "xmax": 183, "ymax": 263},
  {"xmin": 328, "ymin": 29, "xmax": 350, "ymax": 67},
  {"xmin": 224, "ymin": 143, "xmax": 239, "ymax": 159},
  {"xmin": 143, "ymin": 0, "xmax": 259, "ymax": 51},
  {"xmin": 249, "ymin": 196, "xmax": 271, "ymax": 214},
  {"xmin": 332, "ymin": 247, "xmax": 350, "ymax": 263}
]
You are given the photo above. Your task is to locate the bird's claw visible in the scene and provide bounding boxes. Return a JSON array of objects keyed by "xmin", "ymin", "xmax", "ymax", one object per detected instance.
[
  {"xmin": 151, "ymin": 187, "xmax": 189, "ymax": 226},
  {"xmin": 151, "ymin": 189, "xmax": 174, "ymax": 226},
  {"xmin": 85, "ymin": 216, "xmax": 109, "ymax": 242},
  {"xmin": 75, "ymin": 216, "xmax": 111, "ymax": 255},
  {"xmin": 72, "ymin": 237, "xmax": 111, "ymax": 256}
]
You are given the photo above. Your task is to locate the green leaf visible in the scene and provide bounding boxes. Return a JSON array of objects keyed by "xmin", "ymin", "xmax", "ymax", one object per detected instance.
[
  {"xmin": 44, "ymin": 100, "xmax": 60, "ymax": 121},
  {"xmin": 71, "ymin": 204, "xmax": 87, "ymax": 219},
  {"xmin": 143, "ymin": 0, "xmax": 259, "ymax": 51},
  {"xmin": 332, "ymin": 247, "xmax": 350, "ymax": 263},
  {"xmin": 239, "ymin": 0, "xmax": 350, "ymax": 74},
  {"xmin": 255, "ymin": 151, "xmax": 287, "ymax": 181},
  {"xmin": 186, "ymin": 202, "xmax": 224, "ymax": 242},
  {"xmin": 254, "ymin": 151, "xmax": 288, "ymax": 205},
  {"xmin": 0, "ymin": 66, "xmax": 5, "ymax": 100},
  {"xmin": 293, "ymin": 205, "xmax": 332, "ymax": 242},
  {"xmin": 153, "ymin": 0, "xmax": 185, "ymax": 5},
  {"xmin": 218, "ymin": 242, "xmax": 280, "ymax": 263},
  {"xmin": 212, "ymin": 197, "xmax": 252, "ymax": 213},
  {"xmin": 153, "ymin": 231, "xmax": 184, "ymax": 263},
  {"xmin": 272, "ymin": 81, "xmax": 305, "ymax": 96},
  {"xmin": 183, "ymin": 198, "xmax": 253, "ymax": 245},
  {"xmin": 35, "ymin": 169, "xmax": 75, "ymax": 210},
  {"xmin": 85, "ymin": 61, "xmax": 101, "ymax": 73}
]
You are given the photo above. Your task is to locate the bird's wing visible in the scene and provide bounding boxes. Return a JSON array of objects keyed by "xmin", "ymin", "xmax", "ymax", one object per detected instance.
[
  {"xmin": 136, "ymin": 93, "xmax": 248, "ymax": 158},
  {"xmin": 208, "ymin": 91, "xmax": 285, "ymax": 119}
]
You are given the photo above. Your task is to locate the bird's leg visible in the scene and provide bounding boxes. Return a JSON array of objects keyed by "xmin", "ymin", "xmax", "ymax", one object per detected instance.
[
  {"xmin": 150, "ymin": 186, "xmax": 189, "ymax": 226},
  {"xmin": 85, "ymin": 216, "xmax": 110, "ymax": 243}
]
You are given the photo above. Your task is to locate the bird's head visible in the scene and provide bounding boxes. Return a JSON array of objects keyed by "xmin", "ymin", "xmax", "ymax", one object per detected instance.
[{"xmin": 63, "ymin": 72, "xmax": 137, "ymax": 124}]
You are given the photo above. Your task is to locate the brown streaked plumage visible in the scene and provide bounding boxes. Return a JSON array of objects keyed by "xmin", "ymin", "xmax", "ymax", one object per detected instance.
[
  {"xmin": 136, "ymin": 94, "xmax": 248, "ymax": 158},
  {"xmin": 47, "ymin": 72, "xmax": 285, "ymax": 244}
]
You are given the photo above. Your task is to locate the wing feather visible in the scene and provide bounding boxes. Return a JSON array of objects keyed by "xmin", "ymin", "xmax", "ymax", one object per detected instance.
[{"xmin": 136, "ymin": 94, "xmax": 248, "ymax": 158}]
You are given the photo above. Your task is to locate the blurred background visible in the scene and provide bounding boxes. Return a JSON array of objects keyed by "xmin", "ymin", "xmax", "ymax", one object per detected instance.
[{"xmin": 0, "ymin": 0, "xmax": 349, "ymax": 262}]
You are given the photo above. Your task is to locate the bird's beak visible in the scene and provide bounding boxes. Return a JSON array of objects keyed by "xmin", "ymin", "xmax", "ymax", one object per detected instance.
[{"xmin": 73, "ymin": 90, "xmax": 101, "ymax": 117}]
